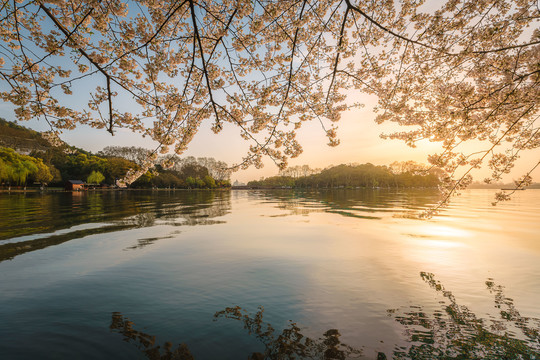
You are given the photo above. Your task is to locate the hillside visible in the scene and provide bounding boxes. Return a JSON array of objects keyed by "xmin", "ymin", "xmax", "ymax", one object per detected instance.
[
  {"xmin": 0, "ymin": 118, "xmax": 52, "ymax": 154},
  {"xmin": 0, "ymin": 119, "xmax": 230, "ymax": 189}
]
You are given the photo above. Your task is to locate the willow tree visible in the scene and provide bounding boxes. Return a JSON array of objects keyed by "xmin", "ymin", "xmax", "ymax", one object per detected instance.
[
  {"xmin": 87, "ymin": 169, "xmax": 105, "ymax": 184},
  {"xmin": 0, "ymin": 0, "xmax": 538, "ymax": 206},
  {"xmin": 0, "ymin": 146, "xmax": 52, "ymax": 185}
]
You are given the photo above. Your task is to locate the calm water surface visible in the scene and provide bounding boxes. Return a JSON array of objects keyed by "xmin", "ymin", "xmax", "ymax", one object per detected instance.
[{"xmin": 0, "ymin": 189, "xmax": 539, "ymax": 359}]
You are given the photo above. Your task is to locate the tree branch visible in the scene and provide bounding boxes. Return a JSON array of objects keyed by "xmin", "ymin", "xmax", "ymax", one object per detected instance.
[
  {"xmin": 326, "ymin": 5, "xmax": 349, "ymax": 105},
  {"xmin": 189, "ymin": 0, "xmax": 220, "ymax": 124},
  {"xmin": 39, "ymin": 3, "xmax": 115, "ymax": 134},
  {"xmin": 344, "ymin": 0, "xmax": 440, "ymax": 52}
]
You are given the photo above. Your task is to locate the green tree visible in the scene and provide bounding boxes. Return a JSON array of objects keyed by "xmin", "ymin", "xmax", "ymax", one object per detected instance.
[
  {"xmin": 180, "ymin": 163, "xmax": 209, "ymax": 180},
  {"xmin": 0, "ymin": 147, "xmax": 51, "ymax": 186},
  {"xmin": 218, "ymin": 179, "xmax": 231, "ymax": 188},
  {"xmin": 102, "ymin": 157, "xmax": 138, "ymax": 184},
  {"xmin": 203, "ymin": 175, "xmax": 216, "ymax": 189},
  {"xmin": 0, "ymin": 158, "xmax": 13, "ymax": 185},
  {"xmin": 150, "ymin": 171, "xmax": 183, "ymax": 188},
  {"xmin": 31, "ymin": 160, "xmax": 53, "ymax": 185},
  {"xmin": 98, "ymin": 146, "xmax": 152, "ymax": 166},
  {"xmin": 195, "ymin": 178, "xmax": 206, "ymax": 189},
  {"xmin": 47, "ymin": 164, "xmax": 63, "ymax": 184},
  {"xmin": 185, "ymin": 176, "xmax": 196, "ymax": 189},
  {"xmin": 87, "ymin": 170, "xmax": 105, "ymax": 185}
]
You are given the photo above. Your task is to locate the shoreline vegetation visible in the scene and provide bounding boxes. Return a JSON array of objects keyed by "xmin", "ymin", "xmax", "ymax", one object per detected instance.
[
  {"xmin": 0, "ymin": 118, "xmax": 440, "ymax": 191},
  {"xmin": 1, "ymin": 118, "xmax": 539, "ymax": 193},
  {"xmin": 3, "ymin": 181, "xmax": 539, "ymax": 192},
  {"xmin": 2, "ymin": 185, "xmax": 539, "ymax": 193},
  {"xmin": 0, "ymin": 118, "xmax": 231, "ymax": 190}
]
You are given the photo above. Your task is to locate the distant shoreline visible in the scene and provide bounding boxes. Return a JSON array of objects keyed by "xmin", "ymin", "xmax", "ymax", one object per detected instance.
[{"xmin": 1, "ymin": 186, "xmax": 539, "ymax": 193}]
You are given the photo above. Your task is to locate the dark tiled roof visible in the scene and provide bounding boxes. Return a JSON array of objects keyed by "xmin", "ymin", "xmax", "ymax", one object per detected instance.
[{"xmin": 67, "ymin": 180, "xmax": 84, "ymax": 184}]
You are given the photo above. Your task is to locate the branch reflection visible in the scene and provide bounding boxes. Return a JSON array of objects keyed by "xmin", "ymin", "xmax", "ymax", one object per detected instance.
[
  {"xmin": 253, "ymin": 189, "xmax": 441, "ymax": 220},
  {"xmin": 110, "ymin": 312, "xmax": 195, "ymax": 360},
  {"xmin": 213, "ymin": 306, "xmax": 362, "ymax": 359},
  {"xmin": 388, "ymin": 272, "xmax": 540, "ymax": 359},
  {"xmin": 110, "ymin": 273, "xmax": 540, "ymax": 359}
]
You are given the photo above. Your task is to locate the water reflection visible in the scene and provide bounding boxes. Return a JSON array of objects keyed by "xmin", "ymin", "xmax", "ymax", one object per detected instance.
[
  {"xmin": 389, "ymin": 272, "xmax": 540, "ymax": 359},
  {"xmin": 0, "ymin": 223, "xmax": 132, "ymax": 262},
  {"xmin": 253, "ymin": 189, "xmax": 442, "ymax": 219},
  {"xmin": 0, "ymin": 189, "xmax": 442, "ymax": 263},
  {"xmin": 110, "ymin": 312, "xmax": 195, "ymax": 360},
  {"xmin": 110, "ymin": 273, "xmax": 540, "ymax": 359},
  {"xmin": 2, "ymin": 190, "xmax": 539, "ymax": 359},
  {"xmin": 0, "ymin": 190, "xmax": 231, "ymax": 262},
  {"xmin": 124, "ymin": 235, "xmax": 174, "ymax": 251},
  {"xmin": 214, "ymin": 306, "xmax": 362, "ymax": 359},
  {"xmin": 110, "ymin": 307, "xmax": 363, "ymax": 360}
]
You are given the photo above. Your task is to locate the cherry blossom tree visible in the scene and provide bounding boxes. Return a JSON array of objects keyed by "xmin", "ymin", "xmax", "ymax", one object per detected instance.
[{"xmin": 0, "ymin": 0, "xmax": 538, "ymax": 207}]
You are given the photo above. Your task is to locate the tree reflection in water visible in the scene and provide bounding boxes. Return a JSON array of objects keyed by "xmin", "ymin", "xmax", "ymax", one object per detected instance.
[
  {"xmin": 253, "ymin": 189, "xmax": 442, "ymax": 220},
  {"xmin": 213, "ymin": 306, "xmax": 362, "ymax": 359},
  {"xmin": 0, "ymin": 191, "xmax": 231, "ymax": 261},
  {"xmin": 111, "ymin": 273, "xmax": 540, "ymax": 359},
  {"xmin": 388, "ymin": 272, "xmax": 540, "ymax": 359},
  {"xmin": 110, "ymin": 312, "xmax": 195, "ymax": 360}
]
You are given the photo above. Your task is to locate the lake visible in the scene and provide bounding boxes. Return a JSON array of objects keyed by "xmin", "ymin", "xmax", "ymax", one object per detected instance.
[{"xmin": 0, "ymin": 189, "xmax": 539, "ymax": 359}]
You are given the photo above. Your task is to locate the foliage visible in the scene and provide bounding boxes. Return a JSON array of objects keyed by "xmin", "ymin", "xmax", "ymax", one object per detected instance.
[
  {"xmin": 0, "ymin": 122, "xmax": 436, "ymax": 190},
  {"xmin": 203, "ymin": 175, "xmax": 216, "ymax": 188},
  {"xmin": 87, "ymin": 170, "xmax": 105, "ymax": 184},
  {"xmin": 249, "ymin": 163, "xmax": 440, "ymax": 189},
  {"xmin": 129, "ymin": 170, "xmax": 154, "ymax": 188},
  {"xmin": 0, "ymin": 119, "xmax": 232, "ymax": 188},
  {"xmin": 102, "ymin": 157, "xmax": 139, "ymax": 183},
  {"xmin": 150, "ymin": 170, "xmax": 186, "ymax": 188},
  {"xmin": 248, "ymin": 175, "xmax": 295, "ymax": 189},
  {"xmin": 46, "ymin": 150, "xmax": 108, "ymax": 183},
  {"xmin": 98, "ymin": 146, "xmax": 232, "ymax": 186},
  {"xmin": 98, "ymin": 146, "xmax": 153, "ymax": 166},
  {"xmin": 0, "ymin": 139, "xmax": 226, "ymax": 189},
  {"xmin": 179, "ymin": 162, "xmax": 209, "ymax": 180},
  {"xmin": 218, "ymin": 179, "xmax": 231, "ymax": 188},
  {"xmin": 134, "ymin": 155, "xmax": 231, "ymax": 188},
  {"xmin": 0, "ymin": 146, "xmax": 53, "ymax": 185},
  {"xmin": 0, "ymin": 0, "xmax": 537, "ymax": 203},
  {"xmin": 129, "ymin": 163, "xmax": 227, "ymax": 189},
  {"xmin": 32, "ymin": 159, "xmax": 54, "ymax": 184},
  {"xmin": 162, "ymin": 155, "xmax": 231, "ymax": 181},
  {"xmin": 279, "ymin": 165, "xmax": 320, "ymax": 179}
]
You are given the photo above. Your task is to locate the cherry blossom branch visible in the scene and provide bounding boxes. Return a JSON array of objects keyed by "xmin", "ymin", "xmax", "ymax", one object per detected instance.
[
  {"xmin": 430, "ymin": 103, "xmax": 536, "ymax": 215},
  {"xmin": 39, "ymin": 3, "xmax": 115, "ymax": 134},
  {"xmin": 11, "ymin": 7, "xmax": 94, "ymax": 79},
  {"xmin": 344, "ymin": 0, "xmax": 440, "ymax": 52},
  {"xmin": 189, "ymin": 0, "xmax": 220, "ymax": 124},
  {"xmin": 473, "ymin": 40, "xmax": 540, "ymax": 54},
  {"xmin": 326, "ymin": 5, "xmax": 349, "ymax": 105}
]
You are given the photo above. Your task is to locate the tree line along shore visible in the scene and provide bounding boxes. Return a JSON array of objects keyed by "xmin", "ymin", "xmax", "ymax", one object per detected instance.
[
  {"xmin": 0, "ymin": 118, "xmax": 446, "ymax": 191},
  {"xmin": 3, "ymin": 119, "xmax": 539, "ymax": 192},
  {"xmin": 0, "ymin": 118, "xmax": 231, "ymax": 190}
]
